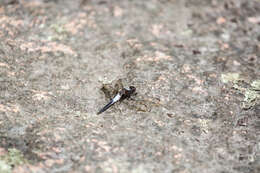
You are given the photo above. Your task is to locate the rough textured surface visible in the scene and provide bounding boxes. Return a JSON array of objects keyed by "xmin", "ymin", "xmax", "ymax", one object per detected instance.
[{"xmin": 0, "ymin": 0, "xmax": 259, "ymax": 172}]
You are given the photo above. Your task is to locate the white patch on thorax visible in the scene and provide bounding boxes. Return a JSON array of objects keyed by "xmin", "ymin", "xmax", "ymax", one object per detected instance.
[{"xmin": 112, "ymin": 93, "xmax": 121, "ymax": 102}]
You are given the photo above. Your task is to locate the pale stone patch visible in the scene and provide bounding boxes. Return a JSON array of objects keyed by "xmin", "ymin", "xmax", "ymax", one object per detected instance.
[
  {"xmin": 20, "ymin": 41, "xmax": 77, "ymax": 56},
  {"xmin": 115, "ymin": 31, "xmax": 125, "ymax": 36},
  {"xmin": 150, "ymin": 24, "xmax": 163, "ymax": 37},
  {"xmin": 52, "ymin": 147, "xmax": 61, "ymax": 154},
  {"xmin": 221, "ymin": 73, "xmax": 240, "ymax": 83},
  {"xmin": 32, "ymin": 90, "xmax": 51, "ymax": 101},
  {"xmin": 113, "ymin": 6, "xmax": 123, "ymax": 17},
  {"xmin": 182, "ymin": 64, "xmax": 191, "ymax": 73},
  {"xmin": 192, "ymin": 86, "xmax": 207, "ymax": 95},
  {"xmin": 233, "ymin": 60, "xmax": 241, "ymax": 66},
  {"xmin": 0, "ymin": 7, "xmax": 4, "ymax": 13},
  {"xmin": 154, "ymin": 51, "xmax": 171, "ymax": 61},
  {"xmin": 216, "ymin": 17, "xmax": 226, "ymax": 24},
  {"xmin": 64, "ymin": 11, "xmax": 96, "ymax": 34},
  {"xmin": 0, "ymin": 148, "xmax": 7, "ymax": 156},
  {"xmin": 248, "ymin": 16, "xmax": 260, "ymax": 24},
  {"xmin": 28, "ymin": 164, "xmax": 45, "ymax": 173},
  {"xmin": 45, "ymin": 159, "xmax": 55, "ymax": 167},
  {"xmin": 0, "ymin": 15, "xmax": 24, "ymax": 27},
  {"xmin": 157, "ymin": 75, "xmax": 167, "ymax": 81},
  {"xmin": 7, "ymin": 71, "xmax": 15, "ymax": 76},
  {"xmin": 0, "ymin": 62, "xmax": 9, "ymax": 68},
  {"xmin": 0, "ymin": 104, "xmax": 20, "ymax": 113},
  {"xmin": 55, "ymin": 159, "xmax": 64, "ymax": 165},
  {"xmin": 170, "ymin": 145, "xmax": 183, "ymax": 164},
  {"xmin": 198, "ymin": 118, "xmax": 210, "ymax": 133},
  {"xmin": 22, "ymin": 1, "xmax": 43, "ymax": 8},
  {"xmin": 136, "ymin": 51, "xmax": 171, "ymax": 62},
  {"xmin": 85, "ymin": 165, "xmax": 91, "ymax": 172},
  {"xmin": 127, "ymin": 38, "xmax": 142, "ymax": 49},
  {"xmin": 186, "ymin": 74, "xmax": 203, "ymax": 85}
]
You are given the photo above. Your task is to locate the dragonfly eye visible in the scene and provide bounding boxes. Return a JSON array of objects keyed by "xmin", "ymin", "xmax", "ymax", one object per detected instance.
[{"xmin": 129, "ymin": 86, "xmax": 136, "ymax": 92}]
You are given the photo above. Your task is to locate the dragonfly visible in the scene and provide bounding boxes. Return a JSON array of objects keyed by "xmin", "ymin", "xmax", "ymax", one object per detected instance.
[{"xmin": 97, "ymin": 86, "xmax": 136, "ymax": 115}]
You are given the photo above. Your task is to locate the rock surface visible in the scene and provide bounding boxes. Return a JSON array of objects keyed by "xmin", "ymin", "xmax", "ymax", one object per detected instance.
[{"xmin": 0, "ymin": 0, "xmax": 259, "ymax": 172}]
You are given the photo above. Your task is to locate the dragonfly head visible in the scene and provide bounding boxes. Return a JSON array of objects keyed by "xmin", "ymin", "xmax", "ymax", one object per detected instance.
[{"xmin": 129, "ymin": 86, "xmax": 136, "ymax": 93}]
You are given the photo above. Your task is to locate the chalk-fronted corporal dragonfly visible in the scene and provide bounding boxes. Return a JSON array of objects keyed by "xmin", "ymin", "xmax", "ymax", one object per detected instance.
[
  {"xmin": 97, "ymin": 86, "xmax": 136, "ymax": 114},
  {"xmin": 97, "ymin": 79, "xmax": 161, "ymax": 114}
]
